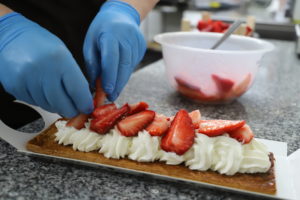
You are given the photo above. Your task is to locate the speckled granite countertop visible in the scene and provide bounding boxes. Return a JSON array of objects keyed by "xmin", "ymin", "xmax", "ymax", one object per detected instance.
[{"xmin": 1, "ymin": 39, "xmax": 300, "ymax": 200}]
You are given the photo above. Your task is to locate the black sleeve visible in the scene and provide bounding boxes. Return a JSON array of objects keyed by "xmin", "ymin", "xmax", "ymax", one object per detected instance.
[{"xmin": 0, "ymin": 0, "xmax": 105, "ymax": 73}]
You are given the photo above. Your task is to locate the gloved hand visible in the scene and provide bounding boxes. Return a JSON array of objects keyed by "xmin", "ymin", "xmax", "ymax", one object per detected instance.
[
  {"xmin": 84, "ymin": 0, "xmax": 146, "ymax": 101},
  {"xmin": 0, "ymin": 13, "xmax": 93, "ymax": 118}
]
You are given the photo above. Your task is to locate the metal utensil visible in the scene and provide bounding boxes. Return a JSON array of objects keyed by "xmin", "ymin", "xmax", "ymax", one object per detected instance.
[{"xmin": 211, "ymin": 20, "xmax": 243, "ymax": 50}]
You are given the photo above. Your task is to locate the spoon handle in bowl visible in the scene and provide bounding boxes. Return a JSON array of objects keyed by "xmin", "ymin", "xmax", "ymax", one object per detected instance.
[{"xmin": 211, "ymin": 20, "xmax": 243, "ymax": 50}]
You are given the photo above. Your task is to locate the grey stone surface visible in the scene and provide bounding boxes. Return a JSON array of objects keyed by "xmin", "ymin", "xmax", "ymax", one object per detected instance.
[{"xmin": 1, "ymin": 39, "xmax": 299, "ymax": 200}]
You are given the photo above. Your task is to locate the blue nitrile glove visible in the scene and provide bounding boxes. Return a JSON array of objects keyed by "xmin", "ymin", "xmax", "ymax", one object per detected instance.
[
  {"xmin": 0, "ymin": 13, "xmax": 93, "ymax": 118},
  {"xmin": 83, "ymin": 0, "xmax": 146, "ymax": 101}
]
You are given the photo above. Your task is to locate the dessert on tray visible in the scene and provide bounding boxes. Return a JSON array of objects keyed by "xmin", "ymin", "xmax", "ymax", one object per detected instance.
[
  {"xmin": 26, "ymin": 79, "xmax": 276, "ymax": 195},
  {"xmin": 27, "ymin": 99, "xmax": 276, "ymax": 195}
]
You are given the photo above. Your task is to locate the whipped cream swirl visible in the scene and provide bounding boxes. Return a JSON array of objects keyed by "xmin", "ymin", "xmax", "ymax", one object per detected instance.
[
  {"xmin": 55, "ymin": 121, "xmax": 102, "ymax": 152},
  {"xmin": 99, "ymin": 129, "xmax": 131, "ymax": 159},
  {"xmin": 128, "ymin": 130, "xmax": 160, "ymax": 162}
]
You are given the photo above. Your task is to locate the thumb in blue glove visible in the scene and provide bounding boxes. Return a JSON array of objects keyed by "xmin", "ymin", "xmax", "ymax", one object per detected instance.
[
  {"xmin": 83, "ymin": 0, "xmax": 146, "ymax": 101},
  {"xmin": 0, "ymin": 13, "xmax": 94, "ymax": 118}
]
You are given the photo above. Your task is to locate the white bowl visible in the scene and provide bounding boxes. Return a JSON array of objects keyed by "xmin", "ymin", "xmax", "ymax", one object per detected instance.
[{"xmin": 154, "ymin": 32, "xmax": 274, "ymax": 103}]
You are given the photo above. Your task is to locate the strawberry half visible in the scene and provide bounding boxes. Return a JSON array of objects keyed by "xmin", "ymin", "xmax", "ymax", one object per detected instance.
[
  {"xmin": 189, "ymin": 110, "xmax": 201, "ymax": 129},
  {"xmin": 66, "ymin": 113, "xmax": 89, "ymax": 129},
  {"xmin": 128, "ymin": 102, "xmax": 149, "ymax": 115},
  {"xmin": 90, "ymin": 104, "xmax": 129, "ymax": 134},
  {"xmin": 146, "ymin": 114, "xmax": 169, "ymax": 136},
  {"xmin": 212, "ymin": 74, "xmax": 235, "ymax": 94},
  {"xmin": 167, "ymin": 110, "xmax": 201, "ymax": 129},
  {"xmin": 92, "ymin": 103, "xmax": 117, "ymax": 119},
  {"xmin": 117, "ymin": 110, "xmax": 155, "ymax": 137},
  {"xmin": 161, "ymin": 109, "xmax": 195, "ymax": 155},
  {"xmin": 198, "ymin": 120, "xmax": 246, "ymax": 137},
  {"xmin": 228, "ymin": 124, "xmax": 254, "ymax": 144}
]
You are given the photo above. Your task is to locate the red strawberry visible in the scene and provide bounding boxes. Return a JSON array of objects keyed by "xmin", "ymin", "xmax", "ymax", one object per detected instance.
[
  {"xmin": 128, "ymin": 102, "xmax": 149, "ymax": 115},
  {"xmin": 66, "ymin": 113, "xmax": 89, "ymax": 130},
  {"xmin": 189, "ymin": 110, "xmax": 201, "ymax": 129},
  {"xmin": 93, "ymin": 79, "xmax": 106, "ymax": 108},
  {"xmin": 161, "ymin": 109, "xmax": 195, "ymax": 155},
  {"xmin": 175, "ymin": 77, "xmax": 219, "ymax": 102},
  {"xmin": 246, "ymin": 26, "xmax": 253, "ymax": 36},
  {"xmin": 220, "ymin": 21, "xmax": 230, "ymax": 30},
  {"xmin": 92, "ymin": 103, "xmax": 117, "ymax": 119},
  {"xmin": 212, "ymin": 21, "xmax": 223, "ymax": 32},
  {"xmin": 146, "ymin": 114, "xmax": 169, "ymax": 136},
  {"xmin": 197, "ymin": 19, "xmax": 212, "ymax": 31},
  {"xmin": 202, "ymin": 24, "xmax": 213, "ymax": 32},
  {"xmin": 212, "ymin": 74, "xmax": 235, "ymax": 94},
  {"xmin": 228, "ymin": 124, "xmax": 254, "ymax": 144},
  {"xmin": 90, "ymin": 104, "xmax": 129, "ymax": 134},
  {"xmin": 198, "ymin": 120, "xmax": 246, "ymax": 137},
  {"xmin": 167, "ymin": 110, "xmax": 201, "ymax": 129},
  {"xmin": 117, "ymin": 110, "xmax": 155, "ymax": 137}
]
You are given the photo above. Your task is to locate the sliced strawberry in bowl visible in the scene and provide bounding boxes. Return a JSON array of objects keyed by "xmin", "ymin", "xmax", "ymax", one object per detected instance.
[
  {"xmin": 232, "ymin": 73, "xmax": 252, "ymax": 97},
  {"xmin": 198, "ymin": 120, "xmax": 246, "ymax": 137},
  {"xmin": 128, "ymin": 101, "xmax": 149, "ymax": 115},
  {"xmin": 161, "ymin": 109, "xmax": 195, "ymax": 155},
  {"xmin": 146, "ymin": 114, "xmax": 169, "ymax": 136},
  {"xmin": 90, "ymin": 104, "xmax": 129, "ymax": 134},
  {"xmin": 228, "ymin": 124, "xmax": 254, "ymax": 144},
  {"xmin": 212, "ymin": 74, "xmax": 235, "ymax": 94},
  {"xmin": 117, "ymin": 110, "xmax": 155, "ymax": 137},
  {"xmin": 175, "ymin": 77, "xmax": 219, "ymax": 102},
  {"xmin": 92, "ymin": 103, "xmax": 117, "ymax": 119}
]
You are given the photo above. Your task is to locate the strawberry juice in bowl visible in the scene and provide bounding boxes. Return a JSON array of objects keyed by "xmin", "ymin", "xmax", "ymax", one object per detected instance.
[{"xmin": 154, "ymin": 32, "xmax": 274, "ymax": 104}]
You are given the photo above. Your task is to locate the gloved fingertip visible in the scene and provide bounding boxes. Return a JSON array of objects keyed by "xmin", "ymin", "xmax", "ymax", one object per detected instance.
[
  {"xmin": 103, "ymin": 84, "xmax": 115, "ymax": 95},
  {"xmin": 63, "ymin": 109, "xmax": 79, "ymax": 119},
  {"xmin": 82, "ymin": 103, "xmax": 94, "ymax": 115},
  {"xmin": 107, "ymin": 92, "xmax": 118, "ymax": 102}
]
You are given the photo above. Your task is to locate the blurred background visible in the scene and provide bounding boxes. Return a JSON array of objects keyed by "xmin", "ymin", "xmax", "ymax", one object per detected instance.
[{"xmin": 139, "ymin": 0, "xmax": 300, "ymax": 67}]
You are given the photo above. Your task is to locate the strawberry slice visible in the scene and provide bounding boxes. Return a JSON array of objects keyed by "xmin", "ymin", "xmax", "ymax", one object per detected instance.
[
  {"xmin": 175, "ymin": 77, "xmax": 219, "ymax": 102},
  {"xmin": 198, "ymin": 120, "xmax": 246, "ymax": 137},
  {"xmin": 90, "ymin": 104, "xmax": 129, "ymax": 134},
  {"xmin": 161, "ymin": 109, "xmax": 195, "ymax": 155},
  {"xmin": 228, "ymin": 124, "xmax": 254, "ymax": 144},
  {"xmin": 189, "ymin": 110, "xmax": 201, "ymax": 129},
  {"xmin": 93, "ymin": 79, "xmax": 106, "ymax": 108},
  {"xmin": 197, "ymin": 19, "xmax": 212, "ymax": 31},
  {"xmin": 66, "ymin": 113, "xmax": 89, "ymax": 129},
  {"xmin": 212, "ymin": 74, "xmax": 235, "ymax": 94},
  {"xmin": 67, "ymin": 79, "xmax": 106, "ymax": 129},
  {"xmin": 117, "ymin": 110, "xmax": 155, "ymax": 137},
  {"xmin": 246, "ymin": 26, "xmax": 253, "ymax": 36},
  {"xmin": 92, "ymin": 103, "xmax": 117, "ymax": 119},
  {"xmin": 167, "ymin": 110, "xmax": 201, "ymax": 129},
  {"xmin": 212, "ymin": 21, "xmax": 223, "ymax": 32},
  {"xmin": 145, "ymin": 114, "xmax": 169, "ymax": 136},
  {"xmin": 128, "ymin": 102, "xmax": 149, "ymax": 115}
]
